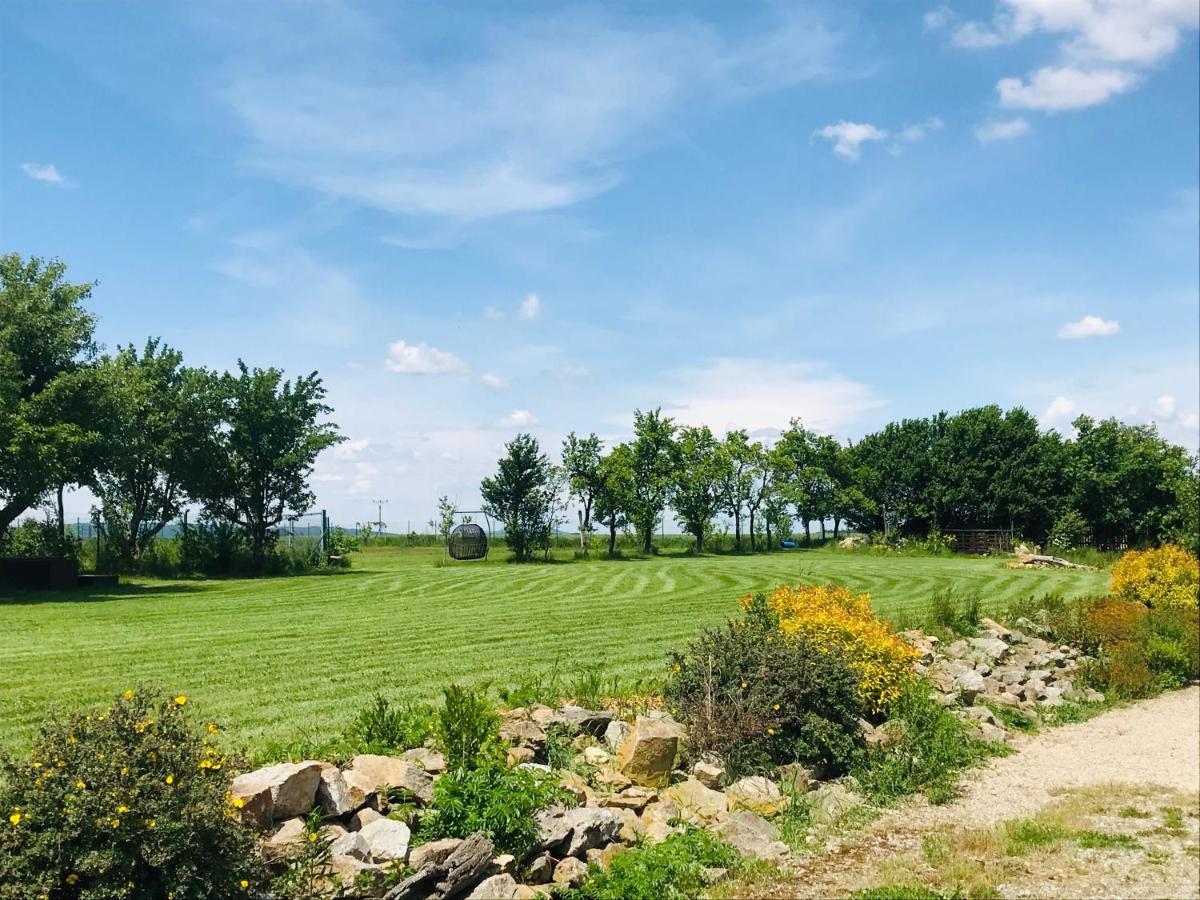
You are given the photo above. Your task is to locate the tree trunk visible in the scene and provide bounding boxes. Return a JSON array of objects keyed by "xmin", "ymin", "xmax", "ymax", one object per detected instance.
[
  {"xmin": 833, "ymin": 519, "xmax": 841, "ymax": 540},
  {"xmin": 804, "ymin": 519, "xmax": 811, "ymax": 544},
  {"xmin": 578, "ymin": 509, "xmax": 587, "ymax": 555},
  {"xmin": 733, "ymin": 512, "xmax": 742, "ymax": 551},
  {"xmin": 820, "ymin": 520, "xmax": 826, "ymax": 541},
  {"xmin": 766, "ymin": 520, "xmax": 772, "ymax": 551},
  {"xmin": 642, "ymin": 524, "xmax": 653, "ymax": 555},
  {"xmin": 748, "ymin": 509, "xmax": 756, "ymax": 552},
  {"xmin": 608, "ymin": 522, "xmax": 617, "ymax": 556},
  {"xmin": 56, "ymin": 484, "xmax": 66, "ymax": 545},
  {"xmin": 694, "ymin": 529, "xmax": 703, "ymax": 552},
  {"xmin": 252, "ymin": 528, "xmax": 265, "ymax": 575}
]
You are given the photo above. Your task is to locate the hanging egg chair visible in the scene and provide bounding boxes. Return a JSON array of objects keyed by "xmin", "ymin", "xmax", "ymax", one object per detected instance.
[{"xmin": 448, "ymin": 522, "xmax": 489, "ymax": 560}]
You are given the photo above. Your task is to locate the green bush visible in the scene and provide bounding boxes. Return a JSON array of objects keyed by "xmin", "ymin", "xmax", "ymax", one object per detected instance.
[
  {"xmin": 665, "ymin": 593, "xmax": 867, "ymax": 778},
  {"xmin": 926, "ymin": 589, "xmax": 982, "ymax": 637},
  {"xmin": 853, "ymin": 681, "xmax": 997, "ymax": 805},
  {"xmin": 0, "ymin": 689, "xmax": 262, "ymax": 899},
  {"xmin": 561, "ymin": 827, "xmax": 738, "ymax": 900},
  {"xmin": 352, "ymin": 695, "xmax": 436, "ymax": 753},
  {"xmin": 416, "ymin": 761, "xmax": 565, "ymax": 856},
  {"xmin": 437, "ymin": 684, "xmax": 502, "ymax": 771},
  {"xmin": 2, "ymin": 516, "xmax": 80, "ymax": 561}
]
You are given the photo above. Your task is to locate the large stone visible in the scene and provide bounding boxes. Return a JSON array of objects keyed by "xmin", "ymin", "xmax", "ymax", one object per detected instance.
[
  {"xmin": 330, "ymin": 855, "xmax": 383, "ymax": 883},
  {"xmin": 725, "ymin": 776, "xmax": 790, "ymax": 817},
  {"xmin": 231, "ymin": 760, "xmax": 322, "ymax": 826},
  {"xmin": 583, "ymin": 746, "xmax": 612, "ymax": 767},
  {"xmin": 641, "ymin": 799, "xmax": 683, "ymax": 843},
  {"xmin": 616, "ymin": 716, "xmax": 680, "ymax": 787},
  {"xmin": 535, "ymin": 806, "xmax": 620, "ymax": 857},
  {"xmin": 692, "ymin": 759, "xmax": 726, "ymax": 790},
  {"xmin": 603, "ymin": 720, "xmax": 632, "ymax": 752},
  {"xmin": 264, "ymin": 817, "xmax": 307, "ymax": 855},
  {"xmin": 711, "ymin": 811, "xmax": 789, "ymax": 861},
  {"xmin": 344, "ymin": 755, "xmax": 433, "ymax": 805},
  {"xmin": 499, "ymin": 719, "xmax": 547, "ymax": 749},
  {"xmin": 950, "ymin": 665, "xmax": 986, "ymax": 698},
  {"xmin": 359, "ymin": 818, "xmax": 412, "ymax": 862},
  {"xmin": 775, "ymin": 763, "xmax": 814, "ymax": 795},
  {"xmin": 610, "ymin": 806, "xmax": 645, "ymax": 843},
  {"xmin": 601, "ymin": 786, "xmax": 656, "ymax": 813},
  {"xmin": 467, "ymin": 874, "xmax": 519, "ymax": 899},
  {"xmin": 808, "ymin": 784, "xmax": 864, "ymax": 827},
  {"xmin": 329, "ymin": 830, "xmax": 373, "ymax": 862},
  {"xmin": 385, "ymin": 832, "xmax": 494, "ymax": 900},
  {"xmin": 560, "ymin": 706, "xmax": 614, "ymax": 737},
  {"xmin": 402, "ymin": 747, "xmax": 447, "ymax": 774},
  {"xmin": 350, "ymin": 808, "xmax": 384, "ymax": 831},
  {"xmin": 317, "ymin": 763, "xmax": 360, "ymax": 817},
  {"xmin": 525, "ymin": 854, "xmax": 553, "ymax": 884},
  {"xmin": 529, "ymin": 705, "xmax": 566, "ymax": 728},
  {"xmin": 969, "ymin": 637, "xmax": 1011, "ymax": 661},
  {"xmin": 663, "ymin": 777, "xmax": 727, "ymax": 824},
  {"xmin": 408, "ymin": 838, "xmax": 464, "ymax": 871},
  {"xmin": 552, "ymin": 857, "xmax": 588, "ymax": 888}
]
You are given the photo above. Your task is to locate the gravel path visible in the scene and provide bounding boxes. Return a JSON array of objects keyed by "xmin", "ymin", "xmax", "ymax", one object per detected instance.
[{"xmin": 776, "ymin": 686, "xmax": 1200, "ymax": 898}]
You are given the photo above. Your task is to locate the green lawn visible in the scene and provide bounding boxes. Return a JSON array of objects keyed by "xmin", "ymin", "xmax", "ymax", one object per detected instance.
[{"xmin": 0, "ymin": 546, "xmax": 1108, "ymax": 756}]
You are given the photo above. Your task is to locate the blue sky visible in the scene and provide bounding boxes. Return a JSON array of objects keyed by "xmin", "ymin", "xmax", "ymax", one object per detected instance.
[{"xmin": 3, "ymin": 0, "xmax": 1198, "ymax": 528}]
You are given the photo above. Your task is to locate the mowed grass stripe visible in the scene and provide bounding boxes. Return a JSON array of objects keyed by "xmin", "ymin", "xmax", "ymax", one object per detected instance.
[{"xmin": 0, "ymin": 547, "xmax": 1108, "ymax": 753}]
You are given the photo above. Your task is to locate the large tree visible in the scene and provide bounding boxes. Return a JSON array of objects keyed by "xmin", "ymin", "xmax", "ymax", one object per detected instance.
[
  {"xmin": 562, "ymin": 432, "xmax": 605, "ymax": 556},
  {"xmin": 594, "ymin": 444, "xmax": 634, "ymax": 556},
  {"xmin": 0, "ymin": 254, "xmax": 102, "ymax": 544},
  {"xmin": 481, "ymin": 433, "xmax": 556, "ymax": 561},
  {"xmin": 89, "ymin": 340, "xmax": 218, "ymax": 567},
  {"xmin": 720, "ymin": 429, "xmax": 756, "ymax": 551},
  {"xmin": 670, "ymin": 425, "xmax": 726, "ymax": 552},
  {"xmin": 627, "ymin": 408, "xmax": 677, "ymax": 554},
  {"xmin": 193, "ymin": 362, "xmax": 342, "ymax": 573}
]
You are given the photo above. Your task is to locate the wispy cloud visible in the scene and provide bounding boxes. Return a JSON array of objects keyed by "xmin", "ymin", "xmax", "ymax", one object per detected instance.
[
  {"xmin": 975, "ymin": 117, "xmax": 1030, "ymax": 142},
  {"xmin": 479, "ymin": 373, "xmax": 506, "ymax": 389},
  {"xmin": 518, "ymin": 293, "xmax": 542, "ymax": 320},
  {"xmin": 998, "ymin": 66, "xmax": 1136, "ymax": 111},
  {"xmin": 498, "ymin": 409, "xmax": 538, "ymax": 428},
  {"xmin": 385, "ymin": 340, "xmax": 469, "ymax": 375},
  {"xmin": 213, "ymin": 6, "xmax": 842, "ymax": 221},
  {"xmin": 814, "ymin": 121, "xmax": 887, "ymax": 161},
  {"xmin": 20, "ymin": 162, "xmax": 71, "ymax": 186},
  {"xmin": 1057, "ymin": 315, "xmax": 1120, "ymax": 340}
]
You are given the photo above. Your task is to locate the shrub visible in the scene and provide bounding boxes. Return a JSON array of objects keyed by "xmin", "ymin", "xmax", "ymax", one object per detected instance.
[
  {"xmin": 416, "ymin": 761, "xmax": 565, "ymax": 856},
  {"xmin": 2, "ymin": 516, "xmax": 81, "ymax": 561},
  {"xmin": 926, "ymin": 589, "xmax": 982, "ymax": 637},
  {"xmin": 436, "ymin": 685, "xmax": 502, "ymax": 771},
  {"xmin": 1070, "ymin": 597, "xmax": 1198, "ymax": 698},
  {"xmin": 665, "ymin": 594, "xmax": 867, "ymax": 777},
  {"xmin": 1110, "ymin": 546, "xmax": 1199, "ymax": 611},
  {"xmin": 764, "ymin": 583, "xmax": 920, "ymax": 713},
  {"xmin": 0, "ymin": 689, "xmax": 262, "ymax": 899},
  {"xmin": 560, "ymin": 827, "xmax": 738, "ymax": 900},
  {"xmin": 852, "ymin": 680, "xmax": 997, "ymax": 805},
  {"xmin": 352, "ymin": 695, "xmax": 436, "ymax": 753},
  {"xmin": 1045, "ymin": 510, "xmax": 1090, "ymax": 552}
]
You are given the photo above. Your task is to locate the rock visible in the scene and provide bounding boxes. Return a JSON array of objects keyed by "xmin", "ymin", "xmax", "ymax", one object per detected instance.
[
  {"xmin": 1083, "ymin": 688, "xmax": 1105, "ymax": 703},
  {"xmin": 1027, "ymin": 668, "xmax": 1055, "ymax": 685},
  {"xmin": 264, "ymin": 817, "xmax": 307, "ymax": 854},
  {"xmin": 525, "ymin": 854, "xmax": 553, "ymax": 884},
  {"xmin": 692, "ymin": 759, "xmax": 726, "ymax": 789},
  {"xmin": 725, "ymin": 776, "xmax": 790, "ymax": 817},
  {"xmin": 385, "ymin": 831, "xmax": 494, "ymax": 900},
  {"xmin": 775, "ymin": 763, "xmax": 814, "ymax": 794},
  {"xmin": 359, "ymin": 818, "xmax": 412, "ymax": 863},
  {"xmin": 583, "ymin": 746, "xmax": 612, "ymax": 767},
  {"xmin": 858, "ymin": 718, "xmax": 889, "ymax": 748},
  {"xmin": 317, "ymin": 764, "xmax": 360, "ymax": 817},
  {"xmin": 641, "ymin": 799, "xmax": 683, "ymax": 843},
  {"xmin": 499, "ymin": 719, "xmax": 547, "ymax": 749},
  {"xmin": 231, "ymin": 760, "xmax": 322, "ymax": 826},
  {"xmin": 603, "ymin": 720, "xmax": 632, "ymax": 752},
  {"xmin": 552, "ymin": 857, "xmax": 588, "ymax": 888},
  {"xmin": 663, "ymin": 777, "xmax": 727, "ymax": 824},
  {"xmin": 1040, "ymin": 686, "xmax": 1065, "ymax": 707},
  {"xmin": 808, "ymin": 784, "xmax": 864, "ymax": 827},
  {"xmin": 536, "ymin": 806, "xmax": 620, "ymax": 857},
  {"xmin": 616, "ymin": 716, "xmax": 680, "ymax": 787},
  {"xmin": 402, "ymin": 747, "xmax": 447, "ymax": 774},
  {"xmin": 350, "ymin": 807, "xmax": 385, "ymax": 831},
  {"xmin": 322, "ymin": 823, "xmax": 349, "ymax": 841},
  {"xmin": 558, "ymin": 772, "xmax": 596, "ymax": 806},
  {"xmin": 601, "ymin": 786, "xmax": 656, "ymax": 812},
  {"xmin": 330, "ymin": 854, "xmax": 383, "ymax": 882},
  {"xmin": 517, "ymin": 762, "xmax": 551, "ymax": 775},
  {"xmin": 610, "ymin": 806, "xmax": 645, "ymax": 843},
  {"xmin": 961, "ymin": 705, "xmax": 999, "ymax": 727},
  {"xmin": 994, "ymin": 667, "xmax": 1025, "ymax": 685},
  {"xmin": 329, "ymin": 830, "xmax": 373, "ymax": 862},
  {"xmin": 711, "ymin": 810, "xmax": 790, "ymax": 861},
  {"xmin": 489, "ymin": 854, "xmax": 516, "ymax": 876},
  {"xmin": 467, "ymin": 874, "xmax": 519, "ymax": 899},
  {"xmin": 409, "ymin": 837, "xmax": 464, "ymax": 870},
  {"xmin": 594, "ymin": 768, "xmax": 632, "ymax": 790},
  {"xmin": 950, "ymin": 665, "xmax": 986, "ymax": 696},
  {"xmin": 991, "ymin": 690, "xmax": 1021, "ymax": 708},
  {"xmin": 514, "ymin": 887, "xmax": 542, "ymax": 900},
  {"xmin": 529, "ymin": 705, "xmax": 565, "ymax": 728},
  {"xmin": 944, "ymin": 640, "xmax": 970, "ymax": 659},
  {"xmin": 979, "ymin": 618, "xmax": 1012, "ymax": 639},
  {"xmin": 975, "ymin": 722, "xmax": 1008, "ymax": 743},
  {"xmin": 560, "ymin": 705, "xmax": 614, "ymax": 737},
  {"xmin": 345, "ymin": 755, "xmax": 433, "ymax": 805},
  {"xmin": 701, "ymin": 867, "xmax": 729, "ymax": 886},
  {"xmin": 899, "ymin": 630, "xmax": 938, "ymax": 664},
  {"xmin": 506, "ymin": 747, "xmax": 536, "ymax": 766}
]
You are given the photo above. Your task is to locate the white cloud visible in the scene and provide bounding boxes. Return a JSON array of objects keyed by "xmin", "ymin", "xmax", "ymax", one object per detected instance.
[
  {"xmin": 19, "ymin": 162, "xmax": 70, "ymax": 186},
  {"xmin": 385, "ymin": 340, "xmax": 469, "ymax": 374},
  {"xmin": 661, "ymin": 357, "xmax": 883, "ymax": 435},
  {"xmin": 518, "ymin": 293, "xmax": 542, "ymax": 320},
  {"xmin": 1151, "ymin": 395, "xmax": 1178, "ymax": 419},
  {"xmin": 1041, "ymin": 395, "xmax": 1075, "ymax": 423},
  {"xmin": 334, "ymin": 437, "xmax": 370, "ymax": 460},
  {"xmin": 498, "ymin": 409, "xmax": 538, "ymax": 428},
  {"xmin": 480, "ymin": 373, "xmax": 506, "ymax": 389},
  {"xmin": 483, "ymin": 306, "xmax": 504, "ymax": 320},
  {"xmin": 212, "ymin": 7, "xmax": 842, "ymax": 220},
  {"xmin": 923, "ymin": 6, "xmax": 954, "ymax": 32},
  {"xmin": 814, "ymin": 121, "xmax": 887, "ymax": 161},
  {"xmin": 1057, "ymin": 315, "xmax": 1120, "ymax": 340},
  {"xmin": 998, "ymin": 66, "xmax": 1136, "ymax": 111},
  {"xmin": 895, "ymin": 116, "xmax": 944, "ymax": 143},
  {"xmin": 974, "ymin": 117, "xmax": 1030, "ymax": 142}
]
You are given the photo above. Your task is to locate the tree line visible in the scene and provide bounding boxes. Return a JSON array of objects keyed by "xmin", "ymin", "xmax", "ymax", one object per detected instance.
[
  {"xmin": 481, "ymin": 406, "xmax": 1199, "ymax": 561},
  {"xmin": 0, "ymin": 254, "xmax": 342, "ymax": 573}
]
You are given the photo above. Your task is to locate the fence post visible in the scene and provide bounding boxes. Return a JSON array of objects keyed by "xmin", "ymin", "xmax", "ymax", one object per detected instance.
[{"xmin": 322, "ymin": 510, "xmax": 329, "ymax": 555}]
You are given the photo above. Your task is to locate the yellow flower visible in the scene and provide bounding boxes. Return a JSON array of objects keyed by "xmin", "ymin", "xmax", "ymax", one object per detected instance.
[
  {"xmin": 147, "ymin": 819, "xmax": 157, "ymax": 828},
  {"xmin": 8, "ymin": 812, "xmax": 21, "ymax": 826},
  {"xmin": 207, "ymin": 723, "xmax": 219, "ymax": 734},
  {"xmin": 240, "ymin": 881, "xmax": 249, "ymax": 890},
  {"xmin": 165, "ymin": 774, "xmax": 174, "ymax": 785},
  {"xmin": 111, "ymin": 818, "xmax": 120, "ymax": 828},
  {"xmin": 173, "ymin": 695, "xmax": 187, "ymax": 706},
  {"xmin": 66, "ymin": 735, "xmax": 76, "ymax": 744},
  {"xmin": 232, "ymin": 797, "xmax": 245, "ymax": 809},
  {"xmin": 123, "ymin": 690, "xmax": 134, "ymax": 701},
  {"xmin": 772, "ymin": 704, "xmax": 780, "ymax": 711},
  {"xmin": 308, "ymin": 832, "xmax": 318, "ymax": 843},
  {"xmin": 66, "ymin": 874, "xmax": 79, "ymax": 885},
  {"xmin": 117, "ymin": 805, "xmax": 129, "ymax": 814},
  {"xmin": 199, "ymin": 759, "xmax": 212, "ymax": 770},
  {"xmin": 120, "ymin": 767, "xmax": 128, "ymax": 776},
  {"xmin": 75, "ymin": 780, "xmax": 86, "ymax": 790},
  {"xmin": 767, "ymin": 728, "xmax": 776, "ymax": 735}
]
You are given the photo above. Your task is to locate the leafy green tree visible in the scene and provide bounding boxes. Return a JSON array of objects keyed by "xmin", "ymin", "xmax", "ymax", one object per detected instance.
[
  {"xmin": 192, "ymin": 362, "xmax": 342, "ymax": 573},
  {"xmin": 0, "ymin": 254, "xmax": 100, "ymax": 543},
  {"xmin": 89, "ymin": 340, "xmax": 218, "ymax": 567},
  {"xmin": 480, "ymin": 433, "xmax": 555, "ymax": 561},
  {"xmin": 627, "ymin": 408, "xmax": 677, "ymax": 554},
  {"xmin": 562, "ymin": 432, "xmax": 605, "ymax": 556},
  {"xmin": 594, "ymin": 444, "xmax": 635, "ymax": 556},
  {"xmin": 720, "ymin": 429, "xmax": 757, "ymax": 550},
  {"xmin": 1162, "ymin": 453, "xmax": 1199, "ymax": 554},
  {"xmin": 433, "ymin": 495, "xmax": 457, "ymax": 543},
  {"xmin": 669, "ymin": 425, "xmax": 726, "ymax": 552}
]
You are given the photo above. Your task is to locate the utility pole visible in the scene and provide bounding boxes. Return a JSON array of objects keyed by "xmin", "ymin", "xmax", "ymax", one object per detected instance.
[{"xmin": 372, "ymin": 499, "xmax": 388, "ymax": 538}]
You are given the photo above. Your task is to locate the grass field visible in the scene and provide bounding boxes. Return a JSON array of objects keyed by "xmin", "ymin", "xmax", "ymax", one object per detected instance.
[{"xmin": 0, "ymin": 545, "xmax": 1109, "ymax": 757}]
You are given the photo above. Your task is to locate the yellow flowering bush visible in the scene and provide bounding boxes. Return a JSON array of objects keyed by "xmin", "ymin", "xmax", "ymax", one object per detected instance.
[
  {"xmin": 762, "ymin": 582, "xmax": 920, "ymax": 712},
  {"xmin": 0, "ymin": 689, "xmax": 262, "ymax": 899},
  {"xmin": 1111, "ymin": 546, "xmax": 1199, "ymax": 610}
]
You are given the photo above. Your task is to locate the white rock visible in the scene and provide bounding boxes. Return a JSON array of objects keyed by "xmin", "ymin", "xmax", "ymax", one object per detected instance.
[{"xmin": 358, "ymin": 817, "xmax": 411, "ymax": 862}]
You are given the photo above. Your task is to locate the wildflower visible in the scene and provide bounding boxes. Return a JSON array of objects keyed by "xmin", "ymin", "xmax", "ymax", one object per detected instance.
[
  {"xmin": 67, "ymin": 875, "xmax": 79, "ymax": 885},
  {"xmin": 165, "ymin": 774, "xmax": 174, "ymax": 785},
  {"xmin": 147, "ymin": 819, "xmax": 157, "ymax": 828},
  {"xmin": 75, "ymin": 780, "xmax": 86, "ymax": 790},
  {"xmin": 117, "ymin": 805, "xmax": 129, "ymax": 814},
  {"xmin": 67, "ymin": 735, "xmax": 76, "ymax": 744},
  {"xmin": 174, "ymin": 695, "xmax": 187, "ymax": 706},
  {"xmin": 123, "ymin": 689, "xmax": 134, "ymax": 701},
  {"xmin": 207, "ymin": 723, "xmax": 219, "ymax": 734},
  {"xmin": 111, "ymin": 818, "xmax": 120, "ymax": 828},
  {"xmin": 767, "ymin": 728, "xmax": 776, "ymax": 735},
  {"xmin": 772, "ymin": 704, "xmax": 780, "ymax": 711},
  {"xmin": 232, "ymin": 797, "xmax": 245, "ymax": 809},
  {"xmin": 240, "ymin": 881, "xmax": 249, "ymax": 890},
  {"xmin": 308, "ymin": 832, "xmax": 318, "ymax": 843},
  {"xmin": 8, "ymin": 811, "xmax": 21, "ymax": 826},
  {"xmin": 120, "ymin": 766, "xmax": 128, "ymax": 776}
]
